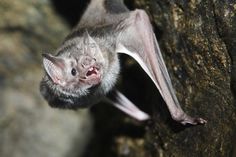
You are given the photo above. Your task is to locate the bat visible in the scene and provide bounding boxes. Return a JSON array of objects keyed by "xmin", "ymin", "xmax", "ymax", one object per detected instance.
[{"xmin": 40, "ymin": 0, "xmax": 206, "ymax": 125}]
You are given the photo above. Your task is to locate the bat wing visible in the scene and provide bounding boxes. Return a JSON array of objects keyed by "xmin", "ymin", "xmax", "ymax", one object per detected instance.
[{"xmin": 115, "ymin": 9, "xmax": 206, "ymax": 125}]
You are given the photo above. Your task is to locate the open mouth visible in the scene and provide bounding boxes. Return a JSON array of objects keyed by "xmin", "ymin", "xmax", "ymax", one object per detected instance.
[
  {"xmin": 79, "ymin": 66, "xmax": 101, "ymax": 86},
  {"xmin": 86, "ymin": 66, "xmax": 98, "ymax": 77}
]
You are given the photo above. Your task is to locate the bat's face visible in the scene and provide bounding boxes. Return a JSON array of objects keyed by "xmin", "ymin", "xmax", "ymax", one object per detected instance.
[
  {"xmin": 42, "ymin": 52, "xmax": 103, "ymax": 92},
  {"xmin": 40, "ymin": 31, "xmax": 119, "ymax": 108},
  {"xmin": 43, "ymin": 31, "xmax": 105, "ymax": 91}
]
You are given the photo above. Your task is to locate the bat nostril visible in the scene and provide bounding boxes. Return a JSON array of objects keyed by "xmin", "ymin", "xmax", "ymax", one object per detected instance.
[{"xmin": 80, "ymin": 56, "xmax": 95, "ymax": 68}]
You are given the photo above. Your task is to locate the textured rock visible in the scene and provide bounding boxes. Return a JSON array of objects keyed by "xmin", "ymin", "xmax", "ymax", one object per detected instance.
[
  {"xmin": 120, "ymin": 0, "xmax": 236, "ymax": 156},
  {"xmin": 0, "ymin": 0, "xmax": 92, "ymax": 157},
  {"xmin": 82, "ymin": 0, "xmax": 236, "ymax": 157},
  {"xmin": 4, "ymin": 0, "xmax": 234, "ymax": 156}
]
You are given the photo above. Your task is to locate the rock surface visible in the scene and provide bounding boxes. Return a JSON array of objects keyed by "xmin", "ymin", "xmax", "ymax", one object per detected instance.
[
  {"xmin": 1, "ymin": 0, "xmax": 235, "ymax": 157},
  {"xmin": 82, "ymin": 0, "xmax": 236, "ymax": 157},
  {"xmin": 0, "ymin": 0, "xmax": 92, "ymax": 157}
]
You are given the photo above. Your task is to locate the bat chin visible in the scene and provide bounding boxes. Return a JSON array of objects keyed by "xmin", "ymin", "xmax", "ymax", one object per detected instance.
[{"xmin": 79, "ymin": 75, "xmax": 101, "ymax": 86}]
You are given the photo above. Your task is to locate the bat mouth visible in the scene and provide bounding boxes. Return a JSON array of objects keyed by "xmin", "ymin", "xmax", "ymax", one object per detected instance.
[
  {"xmin": 79, "ymin": 66, "xmax": 101, "ymax": 85},
  {"xmin": 86, "ymin": 66, "xmax": 98, "ymax": 77}
]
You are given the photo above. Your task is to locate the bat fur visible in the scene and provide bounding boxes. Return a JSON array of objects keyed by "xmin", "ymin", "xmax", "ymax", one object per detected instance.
[{"xmin": 40, "ymin": 0, "xmax": 206, "ymax": 125}]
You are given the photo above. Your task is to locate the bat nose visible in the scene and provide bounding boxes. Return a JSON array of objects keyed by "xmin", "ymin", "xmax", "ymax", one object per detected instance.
[{"xmin": 80, "ymin": 56, "xmax": 95, "ymax": 68}]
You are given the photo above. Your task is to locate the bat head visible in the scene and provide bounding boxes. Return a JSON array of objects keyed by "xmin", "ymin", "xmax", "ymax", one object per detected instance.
[
  {"xmin": 42, "ymin": 31, "xmax": 104, "ymax": 90},
  {"xmin": 40, "ymin": 31, "xmax": 118, "ymax": 109}
]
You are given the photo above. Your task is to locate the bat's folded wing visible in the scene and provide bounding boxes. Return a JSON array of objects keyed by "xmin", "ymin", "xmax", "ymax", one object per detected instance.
[{"xmin": 115, "ymin": 9, "xmax": 206, "ymax": 125}]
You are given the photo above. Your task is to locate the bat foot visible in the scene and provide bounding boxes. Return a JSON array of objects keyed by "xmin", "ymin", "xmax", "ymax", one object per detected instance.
[
  {"xmin": 180, "ymin": 116, "xmax": 207, "ymax": 125},
  {"xmin": 171, "ymin": 111, "xmax": 207, "ymax": 125}
]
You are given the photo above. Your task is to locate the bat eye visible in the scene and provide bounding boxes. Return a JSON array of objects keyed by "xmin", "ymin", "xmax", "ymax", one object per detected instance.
[{"xmin": 71, "ymin": 68, "xmax": 77, "ymax": 76}]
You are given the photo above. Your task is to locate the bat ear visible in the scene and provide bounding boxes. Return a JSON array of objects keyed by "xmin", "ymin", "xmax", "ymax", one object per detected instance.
[
  {"xmin": 83, "ymin": 30, "xmax": 104, "ymax": 61},
  {"xmin": 83, "ymin": 30, "xmax": 95, "ymax": 45},
  {"xmin": 42, "ymin": 53, "xmax": 66, "ymax": 85}
]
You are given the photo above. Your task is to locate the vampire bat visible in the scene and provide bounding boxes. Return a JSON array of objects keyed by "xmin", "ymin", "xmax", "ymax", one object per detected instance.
[{"xmin": 40, "ymin": 0, "xmax": 206, "ymax": 125}]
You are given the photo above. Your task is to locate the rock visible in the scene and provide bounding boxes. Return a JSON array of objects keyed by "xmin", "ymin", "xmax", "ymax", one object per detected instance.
[
  {"xmin": 0, "ymin": 0, "xmax": 92, "ymax": 157},
  {"xmin": 82, "ymin": 0, "xmax": 236, "ymax": 157},
  {"xmin": 123, "ymin": 0, "xmax": 236, "ymax": 156}
]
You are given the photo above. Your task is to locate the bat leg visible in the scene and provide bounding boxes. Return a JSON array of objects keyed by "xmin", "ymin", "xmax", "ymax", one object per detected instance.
[{"xmin": 106, "ymin": 90, "xmax": 150, "ymax": 121}]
